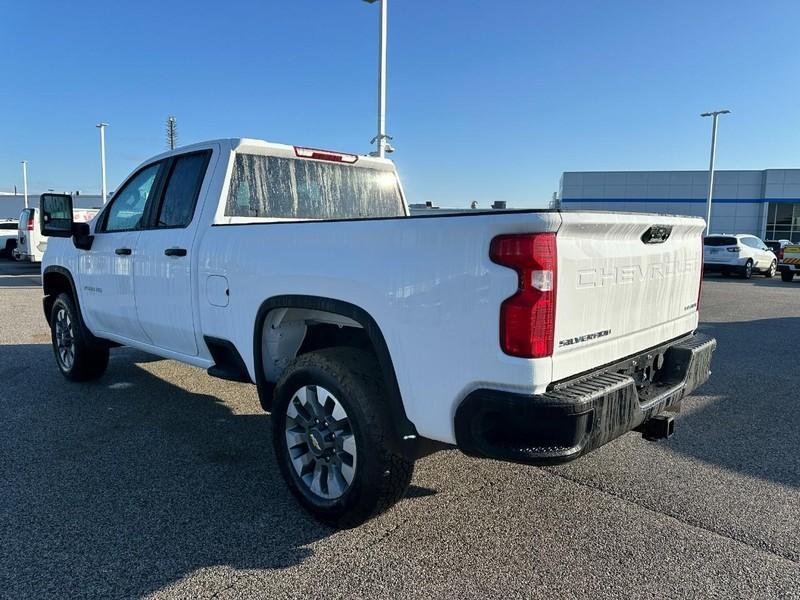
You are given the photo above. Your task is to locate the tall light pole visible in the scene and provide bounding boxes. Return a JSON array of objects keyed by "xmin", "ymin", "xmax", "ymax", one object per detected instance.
[
  {"xmin": 20, "ymin": 161, "xmax": 28, "ymax": 209},
  {"xmin": 96, "ymin": 122, "xmax": 109, "ymax": 204},
  {"xmin": 700, "ymin": 109, "xmax": 730, "ymax": 234},
  {"xmin": 363, "ymin": 0, "xmax": 393, "ymax": 157}
]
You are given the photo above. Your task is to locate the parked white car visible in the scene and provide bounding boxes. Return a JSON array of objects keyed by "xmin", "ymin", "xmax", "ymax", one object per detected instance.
[
  {"xmin": 0, "ymin": 219, "xmax": 18, "ymax": 258},
  {"xmin": 16, "ymin": 207, "xmax": 97, "ymax": 263},
  {"xmin": 39, "ymin": 138, "xmax": 716, "ymax": 527},
  {"xmin": 703, "ymin": 234, "xmax": 777, "ymax": 279}
]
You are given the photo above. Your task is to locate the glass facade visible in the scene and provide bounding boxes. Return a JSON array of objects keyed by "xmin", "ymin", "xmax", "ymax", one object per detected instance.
[{"xmin": 765, "ymin": 202, "xmax": 800, "ymax": 242}]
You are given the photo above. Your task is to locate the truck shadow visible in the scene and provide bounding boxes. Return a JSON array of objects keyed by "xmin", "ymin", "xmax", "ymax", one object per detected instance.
[
  {"xmin": 667, "ymin": 316, "xmax": 800, "ymax": 489},
  {"xmin": 1, "ymin": 343, "xmax": 395, "ymax": 597}
]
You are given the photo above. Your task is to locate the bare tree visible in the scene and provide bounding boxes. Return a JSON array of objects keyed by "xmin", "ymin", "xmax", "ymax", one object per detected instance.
[{"xmin": 166, "ymin": 116, "xmax": 178, "ymax": 150}]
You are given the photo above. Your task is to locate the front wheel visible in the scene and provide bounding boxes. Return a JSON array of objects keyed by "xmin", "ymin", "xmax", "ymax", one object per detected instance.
[
  {"xmin": 764, "ymin": 260, "xmax": 777, "ymax": 278},
  {"xmin": 781, "ymin": 270, "xmax": 795, "ymax": 282},
  {"xmin": 741, "ymin": 260, "xmax": 753, "ymax": 279},
  {"xmin": 272, "ymin": 348, "xmax": 413, "ymax": 528},
  {"xmin": 50, "ymin": 293, "xmax": 109, "ymax": 381}
]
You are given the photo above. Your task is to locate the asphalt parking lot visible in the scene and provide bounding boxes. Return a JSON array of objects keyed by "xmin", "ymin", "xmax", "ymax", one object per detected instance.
[{"xmin": 1, "ymin": 260, "xmax": 798, "ymax": 599}]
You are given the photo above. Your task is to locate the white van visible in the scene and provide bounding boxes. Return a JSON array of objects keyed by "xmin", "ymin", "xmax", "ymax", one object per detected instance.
[
  {"xmin": 16, "ymin": 208, "xmax": 44, "ymax": 262},
  {"xmin": 16, "ymin": 207, "xmax": 98, "ymax": 263}
]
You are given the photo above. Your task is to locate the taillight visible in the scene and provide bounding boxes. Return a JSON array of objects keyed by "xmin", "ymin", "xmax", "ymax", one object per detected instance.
[
  {"xmin": 294, "ymin": 146, "xmax": 358, "ymax": 164},
  {"xmin": 778, "ymin": 249, "xmax": 784, "ymax": 261},
  {"xmin": 490, "ymin": 233, "xmax": 557, "ymax": 358},
  {"xmin": 27, "ymin": 213, "xmax": 34, "ymax": 231},
  {"xmin": 726, "ymin": 246, "xmax": 741, "ymax": 252}
]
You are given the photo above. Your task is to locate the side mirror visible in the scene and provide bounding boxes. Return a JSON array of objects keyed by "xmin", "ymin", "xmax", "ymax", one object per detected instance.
[{"xmin": 40, "ymin": 193, "xmax": 74, "ymax": 238}]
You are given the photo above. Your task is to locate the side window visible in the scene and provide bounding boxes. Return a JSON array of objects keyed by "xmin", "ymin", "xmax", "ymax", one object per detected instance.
[
  {"xmin": 155, "ymin": 152, "xmax": 209, "ymax": 228},
  {"xmin": 103, "ymin": 163, "xmax": 161, "ymax": 232}
]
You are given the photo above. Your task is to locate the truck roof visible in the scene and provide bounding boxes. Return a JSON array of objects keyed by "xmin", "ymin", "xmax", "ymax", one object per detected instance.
[{"xmin": 142, "ymin": 138, "xmax": 395, "ymax": 171}]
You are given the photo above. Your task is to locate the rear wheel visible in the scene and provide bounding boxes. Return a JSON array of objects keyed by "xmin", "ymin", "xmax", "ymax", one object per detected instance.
[
  {"xmin": 764, "ymin": 260, "xmax": 777, "ymax": 278},
  {"xmin": 272, "ymin": 348, "xmax": 413, "ymax": 528},
  {"xmin": 781, "ymin": 270, "xmax": 795, "ymax": 282},
  {"xmin": 741, "ymin": 260, "xmax": 753, "ymax": 279},
  {"xmin": 50, "ymin": 293, "xmax": 109, "ymax": 381}
]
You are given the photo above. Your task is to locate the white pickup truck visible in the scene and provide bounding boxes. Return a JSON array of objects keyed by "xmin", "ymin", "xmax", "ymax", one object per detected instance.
[{"xmin": 40, "ymin": 138, "xmax": 716, "ymax": 527}]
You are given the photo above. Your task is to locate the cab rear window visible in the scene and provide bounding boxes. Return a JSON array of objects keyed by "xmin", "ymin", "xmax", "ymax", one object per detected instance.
[
  {"xmin": 704, "ymin": 236, "xmax": 737, "ymax": 247},
  {"xmin": 225, "ymin": 153, "xmax": 405, "ymax": 220}
]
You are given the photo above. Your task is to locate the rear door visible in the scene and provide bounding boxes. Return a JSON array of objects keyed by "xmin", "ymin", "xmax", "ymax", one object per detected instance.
[
  {"xmin": 17, "ymin": 209, "xmax": 32, "ymax": 256},
  {"xmin": 79, "ymin": 161, "xmax": 164, "ymax": 341},
  {"xmin": 133, "ymin": 150, "xmax": 212, "ymax": 356},
  {"xmin": 552, "ymin": 212, "xmax": 704, "ymax": 382}
]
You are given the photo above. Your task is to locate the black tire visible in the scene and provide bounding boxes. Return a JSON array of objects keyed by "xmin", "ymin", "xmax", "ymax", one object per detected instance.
[
  {"xmin": 781, "ymin": 270, "xmax": 795, "ymax": 282},
  {"xmin": 764, "ymin": 260, "xmax": 777, "ymax": 278},
  {"xmin": 50, "ymin": 293, "xmax": 109, "ymax": 381},
  {"xmin": 740, "ymin": 260, "xmax": 753, "ymax": 279},
  {"xmin": 272, "ymin": 348, "xmax": 413, "ymax": 528}
]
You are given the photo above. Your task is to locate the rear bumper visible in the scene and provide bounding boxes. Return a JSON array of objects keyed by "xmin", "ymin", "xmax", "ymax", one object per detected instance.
[
  {"xmin": 778, "ymin": 263, "xmax": 800, "ymax": 273},
  {"xmin": 704, "ymin": 262, "xmax": 746, "ymax": 273},
  {"xmin": 454, "ymin": 333, "xmax": 716, "ymax": 465}
]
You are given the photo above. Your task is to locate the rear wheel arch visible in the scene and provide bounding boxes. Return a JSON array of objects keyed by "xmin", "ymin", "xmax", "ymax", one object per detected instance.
[{"xmin": 252, "ymin": 295, "xmax": 418, "ymax": 455}]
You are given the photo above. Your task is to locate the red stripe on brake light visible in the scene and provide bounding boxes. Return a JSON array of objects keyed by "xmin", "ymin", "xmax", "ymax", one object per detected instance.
[
  {"xmin": 27, "ymin": 213, "xmax": 34, "ymax": 231},
  {"xmin": 294, "ymin": 146, "xmax": 358, "ymax": 164},
  {"xmin": 490, "ymin": 233, "xmax": 557, "ymax": 358}
]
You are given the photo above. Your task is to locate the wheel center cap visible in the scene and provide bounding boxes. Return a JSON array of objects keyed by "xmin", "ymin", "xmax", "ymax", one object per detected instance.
[{"xmin": 308, "ymin": 429, "xmax": 326, "ymax": 455}]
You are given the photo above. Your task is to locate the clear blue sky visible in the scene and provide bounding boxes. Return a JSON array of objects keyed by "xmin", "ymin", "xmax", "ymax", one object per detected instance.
[{"xmin": 2, "ymin": 0, "xmax": 799, "ymax": 207}]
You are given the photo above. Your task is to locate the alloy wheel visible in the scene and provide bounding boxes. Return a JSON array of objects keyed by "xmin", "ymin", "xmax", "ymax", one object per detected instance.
[
  {"xmin": 285, "ymin": 385, "xmax": 357, "ymax": 500},
  {"xmin": 55, "ymin": 307, "xmax": 76, "ymax": 370}
]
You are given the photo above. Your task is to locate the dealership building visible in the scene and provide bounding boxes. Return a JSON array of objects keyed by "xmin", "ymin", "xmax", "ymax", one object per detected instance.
[{"xmin": 560, "ymin": 169, "xmax": 800, "ymax": 242}]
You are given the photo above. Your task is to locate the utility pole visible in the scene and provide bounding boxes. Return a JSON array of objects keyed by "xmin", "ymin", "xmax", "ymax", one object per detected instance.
[
  {"xmin": 21, "ymin": 161, "xmax": 28, "ymax": 209},
  {"xmin": 700, "ymin": 109, "xmax": 730, "ymax": 235},
  {"xmin": 363, "ymin": 0, "xmax": 393, "ymax": 157},
  {"xmin": 96, "ymin": 123, "xmax": 108, "ymax": 204},
  {"xmin": 166, "ymin": 116, "xmax": 178, "ymax": 150}
]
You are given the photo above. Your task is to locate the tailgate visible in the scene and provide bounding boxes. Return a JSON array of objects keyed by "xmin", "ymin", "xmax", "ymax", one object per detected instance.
[
  {"xmin": 783, "ymin": 245, "xmax": 800, "ymax": 265},
  {"xmin": 552, "ymin": 212, "xmax": 704, "ymax": 382}
]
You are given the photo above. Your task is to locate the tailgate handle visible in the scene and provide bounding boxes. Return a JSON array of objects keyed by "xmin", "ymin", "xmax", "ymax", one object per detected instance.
[{"xmin": 641, "ymin": 225, "xmax": 672, "ymax": 244}]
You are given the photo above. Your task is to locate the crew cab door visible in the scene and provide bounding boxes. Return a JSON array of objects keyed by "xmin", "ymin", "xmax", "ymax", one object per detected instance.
[
  {"xmin": 79, "ymin": 162, "xmax": 163, "ymax": 341},
  {"xmin": 132, "ymin": 150, "xmax": 212, "ymax": 356}
]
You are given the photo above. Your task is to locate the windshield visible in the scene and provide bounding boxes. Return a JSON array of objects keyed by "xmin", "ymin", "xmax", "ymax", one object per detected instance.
[{"xmin": 225, "ymin": 153, "xmax": 405, "ymax": 220}]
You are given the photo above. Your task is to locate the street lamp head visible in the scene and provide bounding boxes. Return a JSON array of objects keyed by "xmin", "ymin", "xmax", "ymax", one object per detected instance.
[
  {"xmin": 96, "ymin": 122, "xmax": 109, "ymax": 128},
  {"xmin": 701, "ymin": 110, "xmax": 731, "ymax": 117},
  {"xmin": 362, "ymin": 0, "xmax": 380, "ymax": 3}
]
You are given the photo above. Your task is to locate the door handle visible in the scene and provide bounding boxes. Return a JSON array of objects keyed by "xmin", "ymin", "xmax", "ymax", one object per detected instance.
[
  {"xmin": 164, "ymin": 247, "xmax": 187, "ymax": 257},
  {"xmin": 115, "ymin": 248, "xmax": 132, "ymax": 256}
]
